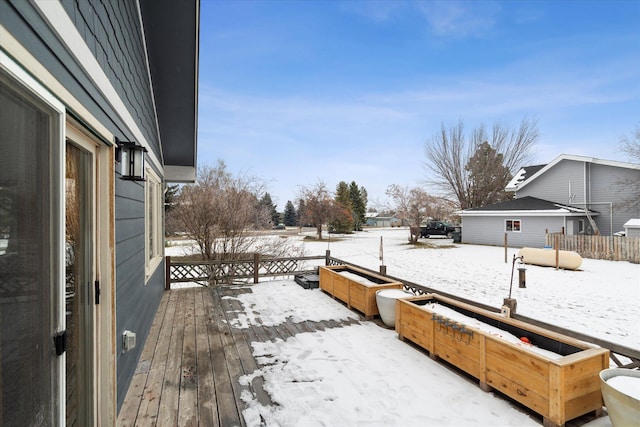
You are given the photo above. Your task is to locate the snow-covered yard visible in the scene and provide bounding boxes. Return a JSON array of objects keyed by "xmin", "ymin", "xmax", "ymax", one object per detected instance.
[
  {"xmin": 297, "ymin": 228, "xmax": 640, "ymax": 350},
  {"xmin": 166, "ymin": 227, "xmax": 639, "ymax": 426}
]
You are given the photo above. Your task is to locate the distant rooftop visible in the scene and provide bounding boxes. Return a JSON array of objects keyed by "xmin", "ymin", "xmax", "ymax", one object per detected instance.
[{"xmin": 505, "ymin": 164, "xmax": 546, "ymax": 192}]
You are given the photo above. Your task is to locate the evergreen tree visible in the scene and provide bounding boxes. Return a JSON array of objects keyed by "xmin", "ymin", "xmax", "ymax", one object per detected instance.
[
  {"xmin": 331, "ymin": 181, "xmax": 368, "ymax": 232},
  {"xmin": 164, "ymin": 184, "xmax": 180, "ymax": 213},
  {"xmin": 296, "ymin": 199, "xmax": 307, "ymax": 227},
  {"xmin": 259, "ymin": 192, "xmax": 280, "ymax": 225},
  {"xmin": 332, "ymin": 181, "xmax": 354, "ymax": 232},
  {"xmin": 335, "ymin": 181, "xmax": 351, "ymax": 208},
  {"xmin": 349, "ymin": 181, "xmax": 367, "ymax": 231},
  {"xmin": 283, "ymin": 200, "xmax": 297, "ymax": 226},
  {"xmin": 465, "ymin": 141, "xmax": 512, "ymax": 208}
]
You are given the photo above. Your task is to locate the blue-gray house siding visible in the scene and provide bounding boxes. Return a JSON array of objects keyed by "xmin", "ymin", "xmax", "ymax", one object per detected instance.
[{"xmin": 60, "ymin": 0, "xmax": 161, "ymax": 159}]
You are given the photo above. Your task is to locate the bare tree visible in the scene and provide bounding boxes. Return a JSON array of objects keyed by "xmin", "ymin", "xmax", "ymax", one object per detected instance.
[
  {"xmin": 298, "ymin": 181, "xmax": 335, "ymax": 239},
  {"xmin": 620, "ymin": 125, "xmax": 640, "ymax": 164},
  {"xmin": 617, "ymin": 125, "xmax": 640, "ymax": 213},
  {"xmin": 170, "ymin": 160, "xmax": 270, "ymax": 261},
  {"xmin": 385, "ymin": 184, "xmax": 434, "ymax": 243},
  {"xmin": 425, "ymin": 118, "xmax": 539, "ymax": 209}
]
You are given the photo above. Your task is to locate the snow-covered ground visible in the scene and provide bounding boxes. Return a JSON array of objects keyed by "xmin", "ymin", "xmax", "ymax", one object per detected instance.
[
  {"xmin": 166, "ymin": 227, "xmax": 640, "ymax": 426},
  {"xmin": 297, "ymin": 228, "xmax": 640, "ymax": 349}
]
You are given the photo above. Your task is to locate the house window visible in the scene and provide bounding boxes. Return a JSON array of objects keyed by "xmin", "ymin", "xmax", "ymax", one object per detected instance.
[
  {"xmin": 577, "ymin": 219, "xmax": 584, "ymax": 233},
  {"xmin": 145, "ymin": 168, "xmax": 163, "ymax": 279},
  {"xmin": 506, "ymin": 219, "xmax": 521, "ymax": 232}
]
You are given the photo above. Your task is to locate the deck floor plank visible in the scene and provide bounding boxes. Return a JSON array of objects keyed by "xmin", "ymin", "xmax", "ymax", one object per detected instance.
[
  {"xmin": 157, "ymin": 288, "xmax": 186, "ymax": 426},
  {"xmin": 219, "ymin": 288, "xmax": 275, "ymax": 409},
  {"xmin": 206, "ymin": 287, "xmax": 244, "ymax": 427},
  {"xmin": 194, "ymin": 286, "xmax": 219, "ymax": 427},
  {"xmin": 137, "ymin": 289, "xmax": 179, "ymax": 427},
  {"xmin": 177, "ymin": 288, "xmax": 198, "ymax": 426}
]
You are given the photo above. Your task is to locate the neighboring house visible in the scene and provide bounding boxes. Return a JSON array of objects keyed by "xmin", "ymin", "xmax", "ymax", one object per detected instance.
[
  {"xmin": 459, "ymin": 154, "xmax": 640, "ymax": 247},
  {"xmin": 458, "ymin": 196, "xmax": 599, "ymax": 248},
  {"xmin": 0, "ymin": 1, "xmax": 198, "ymax": 425},
  {"xmin": 365, "ymin": 214, "xmax": 403, "ymax": 227}
]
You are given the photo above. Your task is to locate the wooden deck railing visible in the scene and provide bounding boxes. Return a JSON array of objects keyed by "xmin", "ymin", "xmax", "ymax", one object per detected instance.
[
  {"xmin": 166, "ymin": 253, "xmax": 329, "ymax": 287},
  {"xmin": 165, "ymin": 252, "xmax": 640, "ymax": 370},
  {"xmin": 546, "ymin": 233, "xmax": 640, "ymax": 263}
]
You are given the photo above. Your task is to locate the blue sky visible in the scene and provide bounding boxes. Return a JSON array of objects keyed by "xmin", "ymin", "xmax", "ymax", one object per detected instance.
[{"xmin": 197, "ymin": 0, "xmax": 640, "ymax": 209}]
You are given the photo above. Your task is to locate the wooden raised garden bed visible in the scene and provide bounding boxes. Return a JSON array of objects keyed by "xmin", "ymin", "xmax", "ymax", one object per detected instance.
[
  {"xmin": 319, "ymin": 265, "xmax": 403, "ymax": 319},
  {"xmin": 396, "ymin": 294, "xmax": 609, "ymax": 427}
]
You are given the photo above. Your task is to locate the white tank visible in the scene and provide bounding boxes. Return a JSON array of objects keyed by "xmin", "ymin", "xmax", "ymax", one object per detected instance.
[{"xmin": 375, "ymin": 288, "xmax": 413, "ymax": 328}]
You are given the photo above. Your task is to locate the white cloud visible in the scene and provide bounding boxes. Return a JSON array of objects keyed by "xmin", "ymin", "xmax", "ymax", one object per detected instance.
[{"xmin": 415, "ymin": 0, "xmax": 501, "ymax": 38}]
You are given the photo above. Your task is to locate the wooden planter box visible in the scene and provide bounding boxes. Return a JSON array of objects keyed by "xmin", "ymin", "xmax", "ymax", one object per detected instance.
[
  {"xmin": 396, "ymin": 294, "xmax": 609, "ymax": 427},
  {"xmin": 319, "ymin": 265, "xmax": 403, "ymax": 319}
]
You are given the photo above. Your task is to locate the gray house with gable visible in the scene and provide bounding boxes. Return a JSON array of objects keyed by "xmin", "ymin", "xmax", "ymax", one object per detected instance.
[{"xmin": 458, "ymin": 154, "xmax": 640, "ymax": 247}]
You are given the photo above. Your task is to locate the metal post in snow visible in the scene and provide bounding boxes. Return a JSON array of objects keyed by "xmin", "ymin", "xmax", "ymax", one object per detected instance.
[{"xmin": 379, "ymin": 236, "xmax": 387, "ymax": 275}]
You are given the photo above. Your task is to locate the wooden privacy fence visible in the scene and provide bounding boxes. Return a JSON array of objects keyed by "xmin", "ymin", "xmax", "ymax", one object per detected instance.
[{"xmin": 545, "ymin": 233, "xmax": 640, "ymax": 263}]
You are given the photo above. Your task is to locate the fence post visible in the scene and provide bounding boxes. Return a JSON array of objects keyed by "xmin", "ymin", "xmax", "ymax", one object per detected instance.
[
  {"xmin": 165, "ymin": 256, "xmax": 171, "ymax": 290},
  {"xmin": 504, "ymin": 233, "xmax": 508, "ymax": 263},
  {"xmin": 325, "ymin": 249, "xmax": 331, "ymax": 266},
  {"xmin": 555, "ymin": 235, "xmax": 559, "ymax": 270},
  {"xmin": 253, "ymin": 253, "xmax": 259, "ymax": 284}
]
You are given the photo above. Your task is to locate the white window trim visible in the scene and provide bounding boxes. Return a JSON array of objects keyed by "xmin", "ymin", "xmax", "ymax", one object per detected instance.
[
  {"xmin": 505, "ymin": 219, "xmax": 522, "ymax": 232},
  {"xmin": 145, "ymin": 168, "xmax": 163, "ymax": 281}
]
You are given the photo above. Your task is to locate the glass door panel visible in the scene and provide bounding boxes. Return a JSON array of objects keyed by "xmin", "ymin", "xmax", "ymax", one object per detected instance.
[
  {"xmin": 0, "ymin": 69, "xmax": 60, "ymax": 426},
  {"xmin": 65, "ymin": 142, "xmax": 94, "ymax": 427}
]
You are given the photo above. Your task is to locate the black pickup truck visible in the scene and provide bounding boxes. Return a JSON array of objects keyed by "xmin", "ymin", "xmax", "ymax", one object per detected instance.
[{"xmin": 420, "ymin": 221, "xmax": 457, "ymax": 238}]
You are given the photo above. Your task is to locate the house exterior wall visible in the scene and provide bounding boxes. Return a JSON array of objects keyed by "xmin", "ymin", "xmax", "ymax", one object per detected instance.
[
  {"xmin": 516, "ymin": 159, "xmax": 640, "ymax": 235},
  {"xmin": 628, "ymin": 228, "xmax": 640, "ymax": 238},
  {"xmin": 589, "ymin": 164, "xmax": 639, "ymax": 234},
  {"xmin": 461, "ymin": 216, "xmax": 565, "ymax": 248},
  {"xmin": 2, "ymin": 0, "xmax": 167, "ymax": 418},
  {"xmin": 516, "ymin": 159, "xmax": 585, "ymax": 205},
  {"xmin": 60, "ymin": 0, "xmax": 161, "ymax": 160}
]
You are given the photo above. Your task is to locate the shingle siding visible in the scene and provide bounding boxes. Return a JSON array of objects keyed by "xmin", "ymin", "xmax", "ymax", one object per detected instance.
[
  {"xmin": 115, "ymin": 257, "xmax": 165, "ymax": 409},
  {"xmin": 60, "ymin": 0, "xmax": 160, "ymax": 159},
  {"xmin": 114, "ymin": 176, "xmax": 163, "ymax": 409}
]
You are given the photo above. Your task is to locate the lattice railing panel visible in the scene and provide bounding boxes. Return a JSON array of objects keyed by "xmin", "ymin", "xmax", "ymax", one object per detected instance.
[{"xmin": 259, "ymin": 259, "xmax": 298, "ymax": 276}]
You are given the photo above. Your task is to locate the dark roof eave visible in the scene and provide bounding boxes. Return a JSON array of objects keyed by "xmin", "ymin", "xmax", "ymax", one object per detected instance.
[
  {"xmin": 140, "ymin": 0, "xmax": 199, "ymax": 183},
  {"xmin": 457, "ymin": 196, "xmax": 600, "ymax": 216}
]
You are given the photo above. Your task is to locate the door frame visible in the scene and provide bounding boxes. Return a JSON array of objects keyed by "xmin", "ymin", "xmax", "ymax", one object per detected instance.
[{"xmin": 66, "ymin": 121, "xmax": 116, "ymax": 425}]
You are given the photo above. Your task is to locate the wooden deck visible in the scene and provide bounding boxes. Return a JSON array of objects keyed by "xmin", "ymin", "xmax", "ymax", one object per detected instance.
[
  {"xmin": 116, "ymin": 286, "xmax": 361, "ymax": 427},
  {"xmin": 117, "ymin": 285, "xmax": 604, "ymax": 427}
]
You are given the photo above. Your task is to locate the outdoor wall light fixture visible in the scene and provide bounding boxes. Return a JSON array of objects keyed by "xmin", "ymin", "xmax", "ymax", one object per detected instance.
[{"xmin": 115, "ymin": 137, "xmax": 147, "ymax": 181}]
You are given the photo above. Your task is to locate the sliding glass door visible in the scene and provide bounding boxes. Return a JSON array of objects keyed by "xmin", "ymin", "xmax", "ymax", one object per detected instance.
[{"xmin": 0, "ymin": 66, "xmax": 62, "ymax": 426}]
